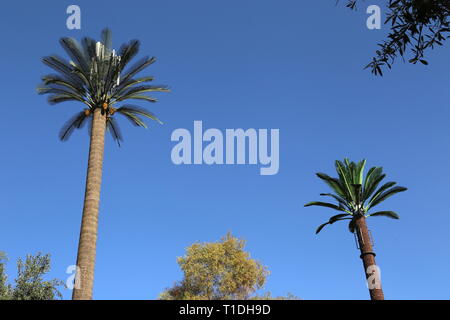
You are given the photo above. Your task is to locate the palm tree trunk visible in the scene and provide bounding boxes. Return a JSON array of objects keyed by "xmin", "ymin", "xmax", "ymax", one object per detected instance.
[
  {"xmin": 72, "ymin": 108, "xmax": 107, "ymax": 300},
  {"xmin": 354, "ymin": 216, "xmax": 384, "ymax": 300}
]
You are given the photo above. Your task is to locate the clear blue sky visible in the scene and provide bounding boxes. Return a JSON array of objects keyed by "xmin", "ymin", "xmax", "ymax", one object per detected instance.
[{"xmin": 1, "ymin": 0, "xmax": 449, "ymax": 300}]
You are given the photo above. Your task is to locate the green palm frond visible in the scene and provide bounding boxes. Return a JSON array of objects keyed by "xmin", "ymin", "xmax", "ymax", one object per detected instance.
[
  {"xmin": 315, "ymin": 173, "xmax": 349, "ymax": 201},
  {"xmin": 367, "ymin": 186, "xmax": 407, "ymax": 210},
  {"xmin": 41, "ymin": 56, "xmax": 86, "ymax": 88},
  {"xmin": 41, "ymin": 74, "xmax": 86, "ymax": 96},
  {"xmin": 47, "ymin": 93, "xmax": 88, "ymax": 106},
  {"xmin": 116, "ymin": 105, "xmax": 162, "ymax": 128},
  {"xmin": 363, "ymin": 167, "xmax": 385, "ymax": 200},
  {"xmin": 304, "ymin": 201, "xmax": 347, "ymax": 212},
  {"xmin": 117, "ymin": 40, "xmax": 140, "ymax": 70},
  {"xmin": 367, "ymin": 211, "xmax": 400, "ymax": 219},
  {"xmin": 305, "ymin": 159, "xmax": 407, "ymax": 234},
  {"xmin": 120, "ymin": 56, "xmax": 156, "ymax": 85},
  {"xmin": 59, "ymin": 111, "xmax": 90, "ymax": 141},
  {"xmin": 106, "ymin": 117, "xmax": 123, "ymax": 147},
  {"xmin": 115, "ymin": 95, "xmax": 158, "ymax": 103},
  {"xmin": 114, "ymin": 76, "xmax": 154, "ymax": 93},
  {"xmin": 59, "ymin": 37, "xmax": 90, "ymax": 75},
  {"xmin": 120, "ymin": 85, "xmax": 170, "ymax": 97},
  {"xmin": 319, "ymin": 193, "xmax": 351, "ymax": 211},
  {"xmin": 367, "ymin": 181, "xmax": 396, "ymax": 206},
  {"xmin": 316, "ymin": 214, "xmax": 352, "ymax": 234}
]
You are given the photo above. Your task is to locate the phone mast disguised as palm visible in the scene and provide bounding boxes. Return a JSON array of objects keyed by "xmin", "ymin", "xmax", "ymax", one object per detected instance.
[
  {"xmin": 38, "ymin": 29, "xmax": 169, "ymax": 300},
  {"xmin": 305, "ymin": 159, "xmax": 406, "ymax": 300}
]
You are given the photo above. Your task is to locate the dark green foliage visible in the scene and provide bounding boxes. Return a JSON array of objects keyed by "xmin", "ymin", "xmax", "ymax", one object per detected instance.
[
  {"xmin": 38, "ymin": 29, "xmax": 169, "ymax": 145},
  {"xmin": 0, "ymin": 252, "xmax": 11, "ymax": 300},
  {"xmin": 0, "ymin": 252, "xmax": 63, "ymax": 300},
  {"xmin": 305, "ymin": 159, "xmax": 407, "ymax": 233},
  {"xmin": 340, "ymin": 0, "xmax": 450, "ymax": 75}
]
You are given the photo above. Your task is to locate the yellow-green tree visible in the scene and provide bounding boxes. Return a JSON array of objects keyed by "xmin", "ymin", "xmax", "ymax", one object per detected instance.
[{"xmin": 160, "ymin": 233, "xmax": 269, "ymax": 300}]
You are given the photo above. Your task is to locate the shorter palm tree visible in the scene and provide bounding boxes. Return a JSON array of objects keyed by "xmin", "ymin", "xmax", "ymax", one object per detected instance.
[{"xmin": 304, "ymin": 159, "xmax": 407, "ymax": 300}]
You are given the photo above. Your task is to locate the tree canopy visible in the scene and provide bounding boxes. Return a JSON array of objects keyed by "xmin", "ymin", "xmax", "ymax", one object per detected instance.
[
  {"xmin": 37, "ymin": 28, "xmax": 169, "ymax": 146},
  {"xmin": 0, "ymin": 252, "xmax": 63, "ymax": 300},
  {"xmin": 341, "ymin": 0, "xmax": 450, "ymax": 75},
  {"xmin": 159, "ymin": 233, "xmax": 298, "ymax": 300},
  {"xmin": 305, "ymin": 159, "xmax": 407, "ymax": 233}
]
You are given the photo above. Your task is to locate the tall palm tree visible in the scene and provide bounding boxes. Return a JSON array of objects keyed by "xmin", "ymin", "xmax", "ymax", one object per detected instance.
[
  {"xmin": 38, "ymin": 29, "xmax": 169, "ymax": 300},
  {"xmin": 304, "ymin": 159, "xmax": 407, "ymax": 300}
]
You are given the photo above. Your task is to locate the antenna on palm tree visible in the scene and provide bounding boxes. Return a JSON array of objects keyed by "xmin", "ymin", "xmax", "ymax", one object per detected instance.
[{"xmin": 305, "ymin": 158, "xmax": 407, "ymax": 300}]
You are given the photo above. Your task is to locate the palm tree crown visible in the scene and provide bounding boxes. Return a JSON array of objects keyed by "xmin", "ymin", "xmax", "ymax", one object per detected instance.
[
  {"xmin": 38, "ymin": 28, "xmax": 169, "ymax": 145},
  {"xmin": 305, "ymin": 158, "xmax": 407, "ymax": 234}
]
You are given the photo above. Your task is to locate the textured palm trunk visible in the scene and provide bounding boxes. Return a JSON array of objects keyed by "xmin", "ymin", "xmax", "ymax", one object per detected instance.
[
  {"xmin": 355, "ymin": 216, "xmax": 385, "ymax": 300},
  {"xmin": 72, "ymin": 108, "xmax": 107, "ymax": 300}
]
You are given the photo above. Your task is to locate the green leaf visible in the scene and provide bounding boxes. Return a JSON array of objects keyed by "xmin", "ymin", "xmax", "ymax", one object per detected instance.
[
  {"xmin": 316, "ymin": 173, "xmax": 349, "ymax": 201},
  {"xmin": 356, "ymin": 159, "xmax": 366, "ymax": 185},
  {"xmin": 315, "ymin": 214, "xmax": 351, "ymax": 234},
  {"xmin": 368, "ymin": 186, "xmax": 407, "ymax": 209},
  {"xmin": 304, "ymin": 201, "xmax": 345, "ymax": 212},
  {"xmin": 319, "ymin": 193, "xmax": 350, "ymax": 210},
  {"xmin": 367, "ymin": 211, "xmax": 400, "ymax": 219},
  {"xmin": 116, "ymin": 94, "xmax": 158, "ymax": 103},
  {"xmin": 315, "ymin": 222, "xmax": 329, "ymax": 234},
  {"xmin": 106, "ymin": 117, "xmax": 123, "ymax": 146},
  {"xmin": 363, "ymin": 168, "xmax": 385, "ymax": 200},
  {"xmin": 351, "ymin": 184, "xmax": 362, "ymax": 208},
  {"xmin": 117, "ymin": 105, "xmax": 162, "ymax": 125},
  {"xmin": 335, "ymin": 160, "xmax": 355, "ymax": 201},
  {"xmin": 367, "ymin": 181, "xmax": 396, "ymax": 205},
  {"xmin": 59, "ymin": 111, "xmax": 89, "ymax": 141}
]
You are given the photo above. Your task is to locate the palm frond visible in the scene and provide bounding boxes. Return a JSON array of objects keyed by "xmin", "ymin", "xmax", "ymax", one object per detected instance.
[
  {"xmin": 115, "ymin": 95, "xmax": 158, "ymax": 103},
  {"xmin": 304, "ymin": 201, "xmax": 346, "ymax": 212},
  {"xmin": 315, "ymin": 173, "xmax": 349, "ymax": 201},
  {"xmin": 59, "ymin": 111, "xmax": 90, "ymax": 141},
  {"xmin": 367, "ymin": 181, "xmax": 396, "ymax": 206},
  {"xmin": 367, "ymin": 211, "xmax": 400, "ymax": 219},
  {"xmin": 41, "ymin": 56, "xmax": 85, "ymax": 88},
  {"xmin": 40, "ymin": 74, "xmax": 86, "ymax": 96},
  {"xmin": 120, "ymin": 56, "xmax": 156, "ymax": 84},
  {"xmin": 81, "ymin": 37, "xmax": 97, "ymax": 61},
  {"xmin": 40, "ymin": 29, "xmax": 169, "ymax": 147},
  {"xmin": 306, "ymin": 159, "xmax": 407, "ymax": 234},
  {"xmin": 362, "ymin": 167, "xmax": 385, "ymax": 200},
  {"xmin": 367, "ymin": 186, "xmax": 407, "ymax": 209},
  {"xmin": 319, "ymin": 193, "xmax": 351, "ymax": 210},
  {"xmin": 335, "ymin": 160, "xmax": 356, "ymax": 202},
  {"xmin": 120, "ymin": 85, "xmax": 170, "ymax": 97},
  {"xmin": 47, "ymin": 93, "xmax": 88, "ymax": 105},
  {"xmin": 106, "ymin": 117, "xmax": 123, "ymax": 147},
  {"xmin": 117, "ymin": 40, "xmax": 140, "ymax": 70},
  {"xmin": 116, "ymin": 105, "xmax": 162, "ymax": 127},
  {"xmin": 37, "ymin": 85, "xmax": 85, "ymax": 101},
  {"xmin": 59, "ymin": 37, "xmax": 90, "ymax": 75},
  {"xmin": 114, "ymin": 76, "xmax": 154, "ymax": 94},
  {"xmin": 315, "ymin": 214, "xmax": 352, "ymax": 234}
]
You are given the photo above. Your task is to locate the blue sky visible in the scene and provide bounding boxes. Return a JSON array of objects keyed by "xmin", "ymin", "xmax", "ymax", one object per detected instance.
[{"xmin": 1, "ymin": 0, "xmax": 449, "ymax": 299}]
